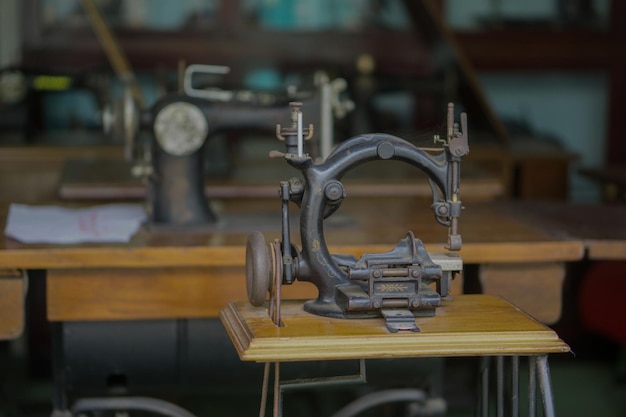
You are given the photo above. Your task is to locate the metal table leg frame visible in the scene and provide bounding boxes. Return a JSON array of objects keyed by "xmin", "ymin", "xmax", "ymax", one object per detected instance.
[
  {"xmin": 528, "ymin": 355, "xmax": 556, "ymax": 417},
  {"xmin": 476, "ymin": 356, "xmax": 532, "ymax": 417},
  {"xmin": 259, "ymin": 359, "xmax": 367, "ymax": 417},
  {"xmin": 534, "ymin": 355, "xmax": 555, "ymax": 417},
  {"xmin": 476, "ymin": 356, "xmax": 490, "ymax": 417},
  {"xmin": 51, "ymin": 322, "xmax": 71, "ymax": 417}
]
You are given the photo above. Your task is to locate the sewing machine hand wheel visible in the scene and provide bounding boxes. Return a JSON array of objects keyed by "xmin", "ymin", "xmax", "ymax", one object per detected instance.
[
  {"xmin": 101, "ymin": 85, "xmax": 140, "ymax": 161},
  {"xmin": 246, "ymin": 231, "xmax": 283, "ymax": 306}
]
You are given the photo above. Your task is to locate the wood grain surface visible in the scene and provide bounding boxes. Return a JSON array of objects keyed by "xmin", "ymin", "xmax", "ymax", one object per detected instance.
[
  {"xmin": 480, "ymin": 262, "xmax": 565, "ymax": 325},
  {"xmin": 46, "ymin": 267, "xmax": 464, "ymax": 322},
  {"xmin": 47, "ymin": 267, "xmax": 316, "ymax": 321},
  {"xmin": 501, "ymin": 202, "xmax": 626, "ymax": 260},
  {"xmin": 0, "ymin": 199, "xmax": 584, "ymax": 269},
  {"xmin": 219, "ymin": 295, "xmax": 571, "ymax": 362},
  {"xmin": 0, "ymin": 271, "xmax": 25, "ymax": 340},
  {"xmin": 57, "ymin": 157, "xmax": 504, "ymax": 201}
]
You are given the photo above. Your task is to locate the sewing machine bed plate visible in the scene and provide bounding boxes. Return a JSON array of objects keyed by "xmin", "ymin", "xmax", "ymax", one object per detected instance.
[{"xmin": 219, "ymin": 295, "xmax": 570, "ymax": 362}]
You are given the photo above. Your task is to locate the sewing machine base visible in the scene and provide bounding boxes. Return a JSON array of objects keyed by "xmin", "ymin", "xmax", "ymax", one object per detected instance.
[
  {"xmin": 303, "ymin": 301, "xmax": 437, "ymax": 319},
  {"xmin": 304, "ymin": 286, "xmax": 440, "ymax": 332}
]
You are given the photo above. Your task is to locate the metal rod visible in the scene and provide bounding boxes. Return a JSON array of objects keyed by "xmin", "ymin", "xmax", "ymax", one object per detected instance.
[
  {"xmin": 496, "ymin": 356, "xmax": 504, "ymax": 417},
  {"xmin": 483, "ymin": 357, "xmax": 490, "ymax": 417},
  {"xmin": 71, "ymin": 397, "xmax": 198, "ymax": 417},
  {"xmin": 536, "ymin": 355, "xmax": 556, "ymax": 417},
  {"xmin": 528, "ymin": 357, "xmax": 536, "ymax": 417},
  {"xmin": 273, "ymin": 257, "xmax": 282, "ymax": 326},
  {"xmin": 51, "ymin": 322, "xmax": 69, "ymax": 414},
  {"xmin": 447, "ymin": 102, "xmax": 454, "ymax": 140},
  {"xmin": 476, "ymin": 356, "xmax": 490, "ymax": 417},
  {"xmin": 297, "ymin": 111, "xmax": 303, "ymax": 157},
  {"xmin": 281, "ymin": 359, "xmax": 367, "ymax": 392},
  {"xmin": 280, "ymin": 181, "xmax": 292, "ymax": 287},
  {"xmin": 274, "ymin": 362, "xmax": 281, "ymax": 417},
  {"xmin": 80, "ymin": 0, "xmax": 144, "ymax": 106},
  {"xmin": 320, "ymin": 79, "xmax": 332, "ymax": 159},
  {"xmin": 381, "ymin": 268, "xmax": 411, "ymax": 277},
  {"xmin": 259, "ymin": 362, "xmax": 270, "ymax": 417},
  {"xmin": 511, "ymin": 356, "xmax": 519, "ymax": 417},
  {"xmin": 273, "ymin": 360, "xmax": 366, "ymax": 417}
]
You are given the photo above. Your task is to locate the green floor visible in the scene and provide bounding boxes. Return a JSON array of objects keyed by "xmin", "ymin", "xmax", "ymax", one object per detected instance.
[{"xmin": 2, "ymin": 341, "xmax": 626, "ymax": 417}]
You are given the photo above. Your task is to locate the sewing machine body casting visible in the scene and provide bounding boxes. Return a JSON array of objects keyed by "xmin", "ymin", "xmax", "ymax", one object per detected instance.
[{"xmin": 246, "ymin": 103, "xmax": 469, "ymax": 332}]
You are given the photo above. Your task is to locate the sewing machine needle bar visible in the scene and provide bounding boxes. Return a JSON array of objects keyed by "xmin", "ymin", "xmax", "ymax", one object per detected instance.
[{"xmin": 297, "ymin": 112, "xmax": 303, "ymax": 157}]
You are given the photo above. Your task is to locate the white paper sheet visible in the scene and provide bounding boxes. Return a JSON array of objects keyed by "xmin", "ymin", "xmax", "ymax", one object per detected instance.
[{"xmin": 4, "ymin": 203, "xmax": 147, "ymax": 244}]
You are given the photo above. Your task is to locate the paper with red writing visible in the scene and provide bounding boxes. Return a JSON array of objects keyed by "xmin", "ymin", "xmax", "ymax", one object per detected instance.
[{"xmin": 4, "ymin": 203, "xmax": 147, "ymax": 244}]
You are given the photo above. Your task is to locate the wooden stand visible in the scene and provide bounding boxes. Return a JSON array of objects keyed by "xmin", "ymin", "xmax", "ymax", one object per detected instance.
[{"xmin": 220, "ymin": 295, "xmax": 570, "ymax": 416}]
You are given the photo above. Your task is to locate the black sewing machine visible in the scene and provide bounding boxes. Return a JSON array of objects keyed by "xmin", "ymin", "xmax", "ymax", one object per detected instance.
[
  {"xmin": 245, "ymin": 102, "xmax": 469, "ymax": 332},
  {"xmin": 107, "ymin": 65, "xmax": 352, "ymax": 230}
]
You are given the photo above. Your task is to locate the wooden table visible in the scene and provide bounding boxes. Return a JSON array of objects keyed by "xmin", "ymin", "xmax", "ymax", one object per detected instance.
[
  {"xmin": 220, "ymin": 295, "xmax": 570, "ymax": 362},
  {"xmin": 503, "ymin": 201, "xmax": 626, "ymax": 353},
  {"xmin": 500, "ymin": 201, "xmax": 626, "ymax": 261},
  {"xmin": 0, "ymin": 197, "xmax": 585, "ymax": 341},
  {"xmin": 220, "ymin": 295, "xmax": 570, "ymax": 417},
  {"xmin": 0, "ymin": 146, "xmax": 594, "ymax": 417},
  {"xmin": 56, "ymin": 157, "xmax": 505, "ymax": 202},
  {"xmin": 0, "ymin": 145, "xmax": 589, "ymax": 340}
]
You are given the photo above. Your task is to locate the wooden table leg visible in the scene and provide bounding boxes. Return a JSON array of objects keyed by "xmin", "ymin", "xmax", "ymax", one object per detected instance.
[{"xmin": 0, "ymin": 269, "xmax": 26, "ymax": 340}]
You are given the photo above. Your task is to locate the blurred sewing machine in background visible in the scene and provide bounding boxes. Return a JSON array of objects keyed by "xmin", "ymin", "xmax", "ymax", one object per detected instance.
[
  {"xmin": 0, "ymin": 1, "xmax": 583, "ymax": 206},
  {"xmin": 69, "ymin": 64, "xmax": 355, "ymax": 230}
]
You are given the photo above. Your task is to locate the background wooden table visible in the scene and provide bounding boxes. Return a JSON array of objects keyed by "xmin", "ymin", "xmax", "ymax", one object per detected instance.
[{"xmin": 0, "ymin": 146, "xmax": 590, "ymax": 340}]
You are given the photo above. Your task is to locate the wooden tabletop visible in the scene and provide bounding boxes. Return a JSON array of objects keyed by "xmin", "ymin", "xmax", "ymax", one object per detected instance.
[
  {"xmin": 500, "ymin": 202, "xmax": 626, "ymax": 260},
  {"xmin": 220, "ymin": 295, "xmax": 571, "ymax": 362},
  {"xmin": 0, "ymin": 145, "xmax": 597, "ymax": 269},
  {"xmin": 0, "ymin": 198, "xmax": 585, "ymax": 269},
  {"xmin": 56, "ymin": 157, "xmax": 505, "ymax": 201}
]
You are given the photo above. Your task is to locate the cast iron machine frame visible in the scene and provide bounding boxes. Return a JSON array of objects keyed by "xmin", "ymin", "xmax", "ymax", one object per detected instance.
[{"xmin": 246, "ymin": 102, "xmax": 469, "ymax": 332}]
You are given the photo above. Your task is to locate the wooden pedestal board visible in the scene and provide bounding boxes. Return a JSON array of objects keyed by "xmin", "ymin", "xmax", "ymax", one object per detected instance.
[{"xmin": 220, "ymin": 295, "xmax": 571, "ymax": 417}]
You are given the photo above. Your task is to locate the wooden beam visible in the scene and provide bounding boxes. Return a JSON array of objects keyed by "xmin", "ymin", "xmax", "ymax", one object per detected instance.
[
  {"xmin": 47, "ymin": 267, "xmax": 317, "ymax": 321},
  {"xmin": 607, "ymin": 0, "xmax": 626, "ymax": 165},
  {"xmin": 403, "ymin": 0, "xmax": 510, "ymax": 143},
  {"xmin": 456, "ymin": 30, "xmax": 611, "ymax": 71}
]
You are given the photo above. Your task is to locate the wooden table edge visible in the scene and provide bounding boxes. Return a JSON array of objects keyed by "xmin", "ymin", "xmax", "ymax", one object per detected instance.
[
  {"xmin": 0, "ymin": 240, "xmax": 584, "ymax": 269},
  {"xmin": 220, "ymin": 296, "xmax": 571, "ymax": 363}
]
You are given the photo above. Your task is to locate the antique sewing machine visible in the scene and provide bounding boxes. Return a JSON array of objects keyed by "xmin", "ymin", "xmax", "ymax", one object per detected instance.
[
  {"xmin": 245, "ymin": 102, "xmax": 469, "ymax": 332},
  {"xmin": 107, "ymin": 65, "xmax": 352, "ymax": 229}
]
